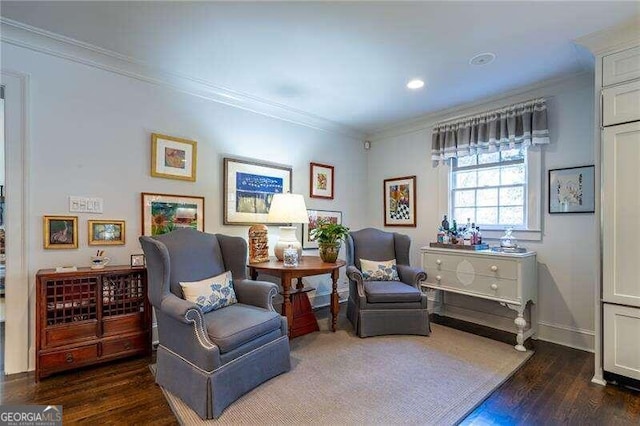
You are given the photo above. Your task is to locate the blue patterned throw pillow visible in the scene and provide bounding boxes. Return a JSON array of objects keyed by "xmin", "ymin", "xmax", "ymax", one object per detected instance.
[
  {"xmin": 359, "ymin": 259, "xmax": 400, "ymax": 281},
  {"xmin": 180, "ymin": 271, "xmax": 237, "ymax": 313}
]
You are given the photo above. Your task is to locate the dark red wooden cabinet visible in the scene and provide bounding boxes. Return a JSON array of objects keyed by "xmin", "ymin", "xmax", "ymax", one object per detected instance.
[{"xmin": 36, "ymin": 266, "xmax": 151, "ymax": 380}]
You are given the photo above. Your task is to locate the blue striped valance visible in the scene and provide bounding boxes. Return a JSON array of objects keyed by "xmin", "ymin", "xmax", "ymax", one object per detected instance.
[{"xmin": 431, "ymin": 98, "xmax": 549, "ymax": 163}]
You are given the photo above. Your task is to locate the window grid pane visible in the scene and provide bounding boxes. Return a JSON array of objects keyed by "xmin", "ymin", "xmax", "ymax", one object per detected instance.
[{"xmin": 451, "ymin": 152, "xmax": 526, "ymax": 228}]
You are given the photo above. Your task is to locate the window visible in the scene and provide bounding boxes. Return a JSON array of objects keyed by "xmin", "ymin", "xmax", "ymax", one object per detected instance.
[{"xmin": 450, "ymin": 148, "xmax": 527, "ymax": 228}]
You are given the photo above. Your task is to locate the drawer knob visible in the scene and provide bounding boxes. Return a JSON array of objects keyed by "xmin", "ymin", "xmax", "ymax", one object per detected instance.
[
  {"xmin": 490, "ymin": 265, "xmax": 498, "ymax": 272},
  {"xmin": 436, "ymin": 259, "xmax": 442, "ymax": 265},
  {"xmin": 65, "ymin": 353, "xmax": 74, "ymax": 363},
  {"xmin": 436, "ymin": 275, "xmax": 442, "ymax": 282},
  {"xmin": 490, "ymin": 283, "xmax": 498, "ymax": 290}
]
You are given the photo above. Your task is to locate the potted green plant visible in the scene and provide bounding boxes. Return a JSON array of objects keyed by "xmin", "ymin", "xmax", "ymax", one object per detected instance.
[{"xmin": 309, "ymin": 219, "xmax": 350, "ymax": 263}]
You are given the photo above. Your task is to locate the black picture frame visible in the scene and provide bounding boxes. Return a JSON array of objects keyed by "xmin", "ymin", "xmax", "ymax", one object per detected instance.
[{"xmin": 548, "ymin": 165, "xmax": 595, "ymax": 214}]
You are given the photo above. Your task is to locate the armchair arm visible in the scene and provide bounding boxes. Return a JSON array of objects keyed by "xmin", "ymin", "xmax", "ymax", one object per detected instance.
[
  {"xmin": 160, "ymin": 293, "xmax": 202, "ymax": 324},
  {"xmin": 346, "ymin": 265, "xmax": 366, "ymax": 300},
  {"xmin": 233, "ymin": 279, "xmax": 278, "ymax": 311},
  {"xmin": 396, "ymin": 264, "xmax": 427, "ymax": 289}
]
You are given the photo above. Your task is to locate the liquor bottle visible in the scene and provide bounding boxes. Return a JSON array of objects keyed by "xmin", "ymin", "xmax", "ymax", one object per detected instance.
[
  {"xmin": 471, "ymin": 222, "xmax": 477, "ymax": 245},
  {"xmin": 441, "ymin": 215, "xmax": 450, "ymax": 231},
  {"xmin": 476, "ymin": 227, "xmax": 482, "ymax": 245},
  {"xmin": 437, "ymin": 226, "xmax": 444, "ymax": 243},
  {"xmin": 451, "ymin": 220, "xmax": 458, "ymax": 235},
  {"xmin": 463, "ymin": 229, "xmax": 472, "ymax": 246}
]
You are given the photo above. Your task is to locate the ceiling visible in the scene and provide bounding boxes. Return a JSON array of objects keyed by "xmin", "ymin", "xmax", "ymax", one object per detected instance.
[{"xmin": 1, "ymin": 1, "xmax": 638, "ymax": 134}]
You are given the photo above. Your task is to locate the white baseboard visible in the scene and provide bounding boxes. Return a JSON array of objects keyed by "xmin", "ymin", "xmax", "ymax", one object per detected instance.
[
  {"xmin": 537, "ymin": 321, "xmax": 595, "ymax": 353},
  {"xmin": 429, "ymin": 300, "xmax": 595, "ymax": 352}
]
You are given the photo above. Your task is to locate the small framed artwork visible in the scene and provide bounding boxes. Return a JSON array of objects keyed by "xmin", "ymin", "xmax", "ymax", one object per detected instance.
[
  {"xmin": 383, "ymin": 175, "xmax": 417, "ymax": 227},
  {"xmin": 43, "ymin": 215, "xmax": 78, "ymax": 249},
  {"xmin": 549, "ymin": 165, "xmax": 595, "ymax": 214},
  {"xmin": 151, "ymin": 133, "xmax": 197, "ymax": 182},
  {"xmin": 131, "ymin": 254, "xmax": 146, "ymax": 268},
  {"xmin": 141, "ymin": 192, "xmax": 205, "ymax": 236},
  {"xmin": 88, "ymin": 220, "xmax": 126, "ymax": 245},
  {"xmin": 302, "ymin": 210, "xmax": 343, "ymax": 249},
  {"xmin": 223, "ymin": 157, "xmax": 292, "ymax": 225},
  {"xmin": 309, "ymin": 162, "xmax": 334, "ymax": 199}
]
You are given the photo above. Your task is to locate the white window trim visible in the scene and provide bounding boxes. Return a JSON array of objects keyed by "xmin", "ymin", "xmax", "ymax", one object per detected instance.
[{"xmin": 440, "ymin": 147, "xmax": 543, "ymax": 242}]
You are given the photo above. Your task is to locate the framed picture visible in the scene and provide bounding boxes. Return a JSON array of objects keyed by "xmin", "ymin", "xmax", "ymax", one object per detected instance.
[
  {"xmin": 141, "ymin": 192, "xmax": 205, "ymax": 236},
  {"xmin": 223, "ymin": 157, "xmax": 292, "ymax": 225},
  {"xmin": 383, "ymin": 175, "xmax": 417, "ymax": 227},
  {"xmin": 302, "ymin": 210, "xmax": 343, "ymax": 249},
  {"xmin": 88, "ymin": 220, "xmax": 126, "ymax": 245},
  {"xmin": 131, "ymin": 254, "xmax": 146, "ymax": 268},
  {"xmin": 151, "ymin": 133, "xmax": 197, "ymax": 182},
  {"xmin": 309, "ymin": 162, "xmax": 334, "ymax": 199},
  {"xmin": 43, "ymin": 215, "xmax": 78, "ymax": 249},
  {"xmin": 548, "ymin": 165, "xmax": 595, "ymax": 214}
]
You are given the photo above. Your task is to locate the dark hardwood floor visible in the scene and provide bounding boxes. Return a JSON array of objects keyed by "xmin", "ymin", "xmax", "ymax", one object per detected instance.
[{"xmin": 1, "ymin": 309, "xmax": 638, "ymax": 425}]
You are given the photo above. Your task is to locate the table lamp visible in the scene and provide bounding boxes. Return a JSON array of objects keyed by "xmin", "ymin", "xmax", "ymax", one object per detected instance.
[{"xmin": 267, "ymin": 193, "xmax": 309, "ymax": 261}]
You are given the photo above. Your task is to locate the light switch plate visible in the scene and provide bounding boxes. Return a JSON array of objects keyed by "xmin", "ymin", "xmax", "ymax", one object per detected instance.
[{"xmin": 69, "ymin": 196, "xmax": 104, "ymax": 214}]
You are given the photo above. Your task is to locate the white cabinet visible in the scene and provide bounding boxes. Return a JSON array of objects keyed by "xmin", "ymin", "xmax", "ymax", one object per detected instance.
[
  {"xmin": 602, "ymin": 80, "xmax": 640, "ymax": 126},
  {"xmin": 604, "ymin": 304, "xmax": 640, "ymax": 381},
  {"xmin": 602, "ymin": 121, "xmax": 640, "ymax": 308},
  {"xmin": 421, "ymin": 247, "xmax": 537, "ymax": 351},
  {"xmin": 603, "ymin": 46, "xmax": 640, "ymax": 87},
  {"xmin": 600, "ymin": 44, "xmax": 640, "ymax": 384}
]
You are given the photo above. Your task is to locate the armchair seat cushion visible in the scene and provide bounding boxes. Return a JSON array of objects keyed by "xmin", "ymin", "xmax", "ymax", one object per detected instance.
[
  {"xmin": 364, "ymin": 281, "xmax": 422, "ymax": 304},
  {"xmin": 205, "ymin": 304, "xmax": 282, "ymax": 353}
]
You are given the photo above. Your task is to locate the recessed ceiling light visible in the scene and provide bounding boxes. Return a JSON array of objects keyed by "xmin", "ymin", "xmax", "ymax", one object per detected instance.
[
  {"xmin": 407, "ymin": 79, "xmax": 425, "ymax": 90},
  {"xmin": 469, "ymin": 52, "xmax": 496, "ymax": 66}
]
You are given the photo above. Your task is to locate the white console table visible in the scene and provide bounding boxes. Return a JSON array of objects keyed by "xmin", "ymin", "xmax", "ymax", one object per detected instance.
[{"xmin": 421, "ymin": 247, "xmax": 537, "ymax": 351}]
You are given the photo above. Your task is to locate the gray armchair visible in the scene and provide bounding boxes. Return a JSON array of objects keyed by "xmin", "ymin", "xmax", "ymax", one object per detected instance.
[
  {"xmin": 346, "ymin": 228, "xmax": 430, "ymax": 337},
  {"xmin": 140, "ymin": 228, "xmax": 290, "ymax": 419}
]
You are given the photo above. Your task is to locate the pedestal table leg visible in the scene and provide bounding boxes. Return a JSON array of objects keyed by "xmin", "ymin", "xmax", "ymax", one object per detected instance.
[
  {"xmin": 330, "ymin": 269, "xmax": 339, "ymax": 332},
  {"xmin": 281, "ymin": 272, "xmax": 293, "ymax": 336}
]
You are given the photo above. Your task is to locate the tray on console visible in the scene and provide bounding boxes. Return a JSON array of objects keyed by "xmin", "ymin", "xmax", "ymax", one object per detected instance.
[{"xmin": 429, "ymin": 242, "xmax": 490, "ymax": 251}]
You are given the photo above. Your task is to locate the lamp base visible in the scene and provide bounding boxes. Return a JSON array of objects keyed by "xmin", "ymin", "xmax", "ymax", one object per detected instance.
[{"xmin": 274, "ymin": 226, "xmax": 302, "ymax": 261}]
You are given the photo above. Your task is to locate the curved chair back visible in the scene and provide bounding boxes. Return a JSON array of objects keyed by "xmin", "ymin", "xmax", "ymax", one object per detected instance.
[
  {"xmin": 140, "ymin": 228, "xmax": 227, "ymax": 307},
  {"xmin": 346, "ymin": 228, "xmax": 412, "ymax": 270}
]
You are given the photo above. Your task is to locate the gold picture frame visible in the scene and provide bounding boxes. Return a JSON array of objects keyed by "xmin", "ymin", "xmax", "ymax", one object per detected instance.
[
  {"xmin": 43, "ymin": 215, "xmax": 78, "ymax": 249},
  {"xmin": 88, "ymin": 220, "xmax": 126, "ymax": 245},
  {"xmin": 151, "ymin": 133, "xmax": 197, "ymax": 182}
]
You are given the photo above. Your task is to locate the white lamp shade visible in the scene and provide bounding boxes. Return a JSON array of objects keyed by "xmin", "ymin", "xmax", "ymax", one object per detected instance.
[{"xmin": 267, "ymin": 193, "xmax": 309, "ymax": 224}]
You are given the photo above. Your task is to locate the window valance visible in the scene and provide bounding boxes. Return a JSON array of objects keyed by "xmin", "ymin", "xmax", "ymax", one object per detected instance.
[{"xmin": 431, "ymin": 98, "xmax": 549, "ymax": 163}]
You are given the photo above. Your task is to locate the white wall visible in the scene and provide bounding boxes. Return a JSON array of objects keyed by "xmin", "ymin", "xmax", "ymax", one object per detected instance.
[
  {"xmin": 1, "ymin": 43, "xmax": 368, "ymax": 368},
  {"xmin": 368, "ymin": 73, "xmax": 597, "ymax": 351}
]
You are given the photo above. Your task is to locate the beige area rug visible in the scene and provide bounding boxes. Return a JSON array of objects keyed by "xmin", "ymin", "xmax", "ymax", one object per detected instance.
[{"xmin": 152, "ymin": 317, "xmax": 532, "ymax": 425}]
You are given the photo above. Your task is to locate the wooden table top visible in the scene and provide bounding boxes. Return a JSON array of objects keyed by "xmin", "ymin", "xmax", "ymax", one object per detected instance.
[{"xmin": 248, "ymin": 256, "xmax": 346, "ymax": 272}]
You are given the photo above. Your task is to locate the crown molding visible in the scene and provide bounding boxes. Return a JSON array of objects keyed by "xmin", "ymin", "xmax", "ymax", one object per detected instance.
[
  {"xmin": 575, "ymin": 15, "xmax": 640, "ymax": 56},
  {"xmin": 0, "ymin": 17, "xmax": 365, "ymax": 140},
  {"xmin": 369, "ymin": 70, "xmax": 593, "ymax": 141}
]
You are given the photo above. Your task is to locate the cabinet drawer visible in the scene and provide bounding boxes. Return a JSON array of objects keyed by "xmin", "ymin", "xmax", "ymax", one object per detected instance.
[
  {"xmin": 101, "ymin": 333, "xmax": 148, "ymax": 357},
  {"xmin": 604, "ymin": 304, "xmax": 640, "ymax": 380},
  {"xmin": 44, "ymin": 320, "xmax": 98, "ymax": 348},
  {"xmin": 39, "ymin": 344, "xmax": 99, "ymax": 371},
  {"xmin": 602, "ymin": 80, "xmax": 640, "ymax": 126},
  {"xmin": 424, "ymin": 268, "xmax": 519, "ymax": 301},
  {"xmin": 423, "ymin": 252, "xmax": 518, "ymax": 280},
  {"xmin": 603, "ymin": 46, "xmax": 640, "ymax": 87},
  {"xmin": 102, "ymin": 313, "xmax": 146, "ymax": 336}
]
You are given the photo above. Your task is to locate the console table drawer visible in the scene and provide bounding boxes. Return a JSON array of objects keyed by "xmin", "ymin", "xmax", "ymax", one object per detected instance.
[
  {"xmin": 425, "ymin": 269, "xmax": 519, "ymax": 301},
  {"xmin": 423, "ymin": 252, "xmax": 518, "ymax": 280}
]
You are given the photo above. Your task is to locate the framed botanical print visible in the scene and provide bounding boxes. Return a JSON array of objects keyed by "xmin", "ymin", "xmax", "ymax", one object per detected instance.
[
  {"xmin": 223, "ymin": 157, "xmax": 292, "ymax": 225},
  {"xmin": 43, "ymin": 215, "xmax": 78, "ymax": 249},
  {"xmin": 141, "ymin": 192, "xmax": 205, "ymax": 236},
  {"xmin": 383, "ymin": 175, "xmax": 417, "ymax": 227},
  {"xmin": 310, "ymin": 162, "xmax": 334, "ymax": 199},
  {"xmin": 151, "ymin": 133, "xmax": 197, "ymax": 182},
  {"xmin": 302, "ymin": 209, "xmax": 343, "ymax": 249},
  {"xmin": 548, "ymin": 165, "xmax": 595, "ymax": 214},
  {"xmin": 88, "ymin": 220, "xmax": 126, "ymax": 245}
]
